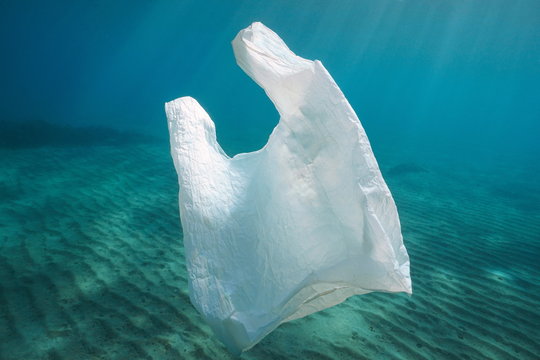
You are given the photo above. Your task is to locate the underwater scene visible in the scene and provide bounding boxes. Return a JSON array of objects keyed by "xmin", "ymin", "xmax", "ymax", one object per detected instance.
[{"xmin": 1, "ymin": 1, "xmax": 539, "ymax": 359}]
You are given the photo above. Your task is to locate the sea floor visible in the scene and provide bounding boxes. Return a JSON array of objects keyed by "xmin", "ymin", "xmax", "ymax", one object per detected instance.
[{"xmin": 0, "ymin": 142, "xmax": 539, "ymax": 359}]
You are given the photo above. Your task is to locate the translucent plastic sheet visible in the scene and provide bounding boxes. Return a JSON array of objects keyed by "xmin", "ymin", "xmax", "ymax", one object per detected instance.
[{"xmin": 166, "ymin": 22, "xmax": 411, "ymax": 354}]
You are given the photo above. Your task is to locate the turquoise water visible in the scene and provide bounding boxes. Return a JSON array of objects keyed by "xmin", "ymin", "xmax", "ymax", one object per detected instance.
[{"xmin": 1, "ymin": 1, "xmax": 539, "ymax": 359}]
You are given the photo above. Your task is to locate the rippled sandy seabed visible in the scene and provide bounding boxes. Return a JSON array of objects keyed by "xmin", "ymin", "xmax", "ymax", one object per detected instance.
[{"xmin": 1, "ymin": 142, "xmax": 539, "ymax": 360}]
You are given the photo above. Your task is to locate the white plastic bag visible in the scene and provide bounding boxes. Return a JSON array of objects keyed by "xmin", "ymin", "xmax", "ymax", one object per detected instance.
[{"xmin": 166, "ymin": 22, "xmax": 411, "ymax": 354}]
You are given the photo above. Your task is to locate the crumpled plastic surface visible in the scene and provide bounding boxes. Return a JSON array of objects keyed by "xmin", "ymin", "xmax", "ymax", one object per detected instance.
[{"xmin": 165, "ymin": 22, "xmax": 411, "ymax": 354}]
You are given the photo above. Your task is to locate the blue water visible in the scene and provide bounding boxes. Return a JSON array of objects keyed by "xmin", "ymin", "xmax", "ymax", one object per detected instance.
[{"xmin": 1, "ymin": 1, "xmax": 539, "ymax": 359}]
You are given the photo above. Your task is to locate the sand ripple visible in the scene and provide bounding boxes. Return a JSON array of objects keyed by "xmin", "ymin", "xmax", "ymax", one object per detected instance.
[{"xmin": 0, "ymin": 144, "xmax": 538, "ymax": 359}]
